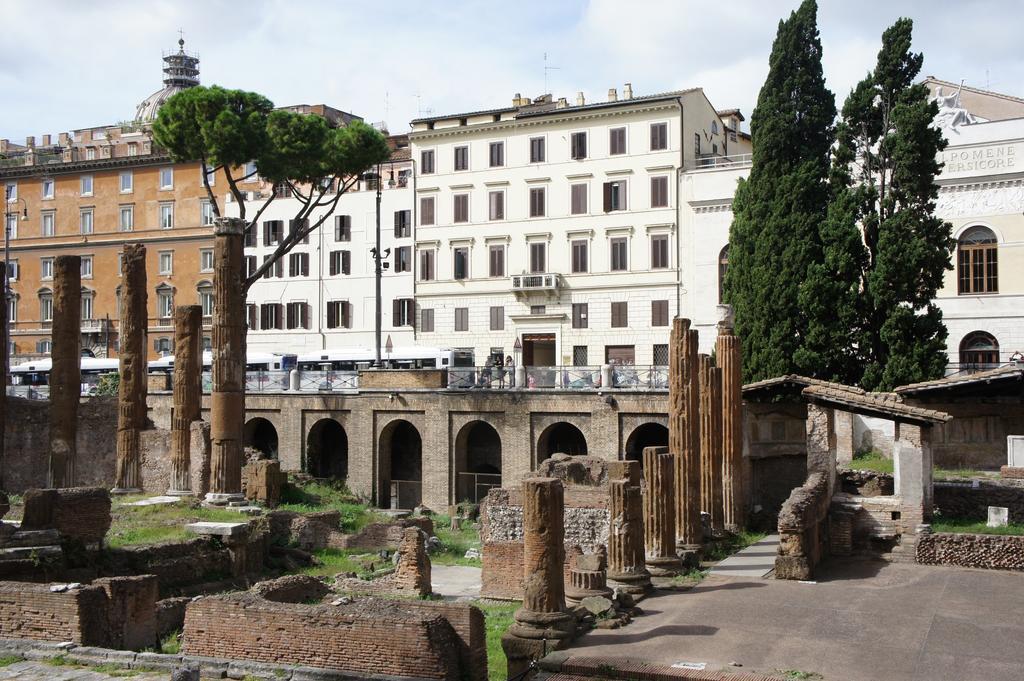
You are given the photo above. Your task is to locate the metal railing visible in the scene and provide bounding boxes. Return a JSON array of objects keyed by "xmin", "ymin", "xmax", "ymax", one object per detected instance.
[
  {"xmin": 688, "ymin": 153, "xmax": 753, "ymax": 170},
  {"xmin": 245, "ymin": 370, "xmax": 290, "ymax": 393},
  {"xmin": 448, "ymin": 366, "xmax": 516, "ymax": 389},
  {"xmin": 511, "ymin": 273, "xmax": 560, "ymax": 292},
  {"xmin": 526, "ymin": 366, "xmax": 601, "ymax": 389},
  {"xmin": 613, "ymin": 365, "xmax": 668, "ymax": 389},
  {"xmin": 296, "ymin": 370, "xmax": 358, "ymax": 392},
  {"xmin": 456, "ymin": 472, "xmax": 502, "ymax": 504}
]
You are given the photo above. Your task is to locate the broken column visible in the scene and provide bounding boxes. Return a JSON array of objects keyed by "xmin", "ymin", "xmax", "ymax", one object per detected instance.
[
  {"xmin": 716, "ymin": 314, "xmax": 745, "ymax": 532},
  {"xmin": 565, "ymin": 550, "xmax": 612, "ymax": 605},
  {"xmin": 502, "ymin": 478, "xmax": 575, "ymax": 678},
  {"xmin": 168, "ymin": 305, "xmax": 202, "ymax": 496},
  {"xmin": 48, "ymin": 255, "xmax": 81, "ymax": 488},
  {"xmin": 208, "ymin": 217, "xmax": 247, "ymax": 503},
  {"xmin": 607, "ymin": 478, "xmax": 652, "ymax": 595},
  {"xmin": 699, "ymin": 354, "xmax": 724, "ymax": 536},
  {"xmin": 643, "ymin": 446, "xmax": 682, "ymax": 575},
  {"xmin": 112, "ymin": 244, "xmax": 147, "ymax": 494},
  {"xmin": 670, "ymin": 318, "xmax": 702, "ymax": 559}
]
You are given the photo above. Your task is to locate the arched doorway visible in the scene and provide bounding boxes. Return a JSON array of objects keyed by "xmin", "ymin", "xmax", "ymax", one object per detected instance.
[
  {"xmin": 537, "ymin": 422, "xmax": 587, "ymax": 462},
  {"xmin": 307, "ymin": 419, "xmax": 348, "ymax": 481},
  {"xmin": 244, "ymin": 418, "xmax": 279, "ymax": 459},
  {"xmin": 959, "ymin": 331, "xmax": 999, "ymax": 371},
  {"xmin": 624, "ymin": 422, "xmax": 669, "ymax": 465},
  {"xmin": 380, "ymin": 420, "xmax": 422, "ymax": 509},
  {"xmin": 454, "ymin": 421, "xmax": 502, "ymax": 503}
]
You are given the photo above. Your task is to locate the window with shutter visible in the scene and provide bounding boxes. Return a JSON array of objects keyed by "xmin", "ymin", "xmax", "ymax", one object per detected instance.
[
  {"xmin": 572, "ymin": 303, "xmax": 588, "ymax": 329},
  {"xmin": 327, "ymin": 301, "xmax": 338, "ymax": 329},
  {"xmin": 489, "ymin": 245, "xmax": 505, "ymax": 277},
  {"xmin": 651, "ymin": 235, "xmax": 669, "ymax": 269},
  {"xmin": 650, "ymin": 123, "xmax": 668, "ymax": 151},
  {"xmin": 529, "ymin": 187, "xmax": 545, "ymax": 217},
  {"xmin": 530, "ymin": 137, "xmax": 545, "ymax": 163},
  {"xmin": 570, "ymin": 184, "xmax": 587, "ymax": 214},
  {"xmin": 329, "ymin": 251, "xmax": 340, "ymax": 276},
  {"xmin": 453, "ymin": 247, "xmax": 469, "ymax": 280},
  {"xmin": 610, "ymin": 238, "xmax": 628, "ymax": 271},
  {"xmin": 342, "ymin": 301, "xmax": 351, "ymax": 329},
  {"xmin": 651, "ymin": 176, "xmax": 669, "ymax": 208},
  {"xmin": 454, "ymin": 146, "xmax": 469, "ymax": 171},
  {"xmin": 454, "ymin": 307, "xmax": 469, "ymax": 331},
  {"xmin": 489, "ymin": 142, "xmax": 504, "ymax": 167},
  {"xmin": 603, "ymin": 181, "xmax": 626, "ymax": 212},
  {"xmin": 421, "ymin": 150, "xmax": 435, "ymax": 174},
  {"xmin": 529, "ymin": 243, "xmax": 546, "ymax": 273},
  {"xmin": 334, "ymin": 215, "xmax": 351, "ymax": 241},
  {"xmin": 611, "ymin": 301, "xmax": 627, "ymax": 328},
  {"xmin": 420, "ymin": 308, "xmax": 434, "ymax": 332},
  {"xmin": 245, "ymin": 256, "xmax": 257, "ymax": 278},
  {"xmin": 342, "ymin": 251, "xmax": 351, "ymax": 275},
  {"xmin": 489, "ymin": 191, "xmax": 504, "ymax": 220},
  {"xmin": 489, "ymin": 306, "xmax": 504, "ymax": 331},
  {"xmin": 392, "ymin": 299, "xmax": 401, "ymax": 326},
  {"xmin": 652, "ymin": 300, "xmax": 669, "ymax": 327},
  {"xmin": 290, "ymin": 218, "xmax": 310, "ymax": 244},
  {"xmin": 420, "ymin": 197, "xmax": 435, "ymax": 226},
  {"xmin": 246, "ymin": 304, "xmax": 258, "ymax": 330},
  {"xmin": 571, "ymin": 240, "xmax": 588, "ymax": 273},
  {"xmin": 419, "ymin": 250, "xmax": 435, "ymax": 281},
  {"xmin": 395, "ymin": 246, "xmax": 411, "ymax": 272},
  {"xmin": 244, "ymin": 223, "xmax": 256, "ymax": 247},
  {"xmin": 394, "ymin": 210, "xmax": 411, "ymax": 238},
  {"xmin": 609, "ymin": 127, "xmax": 626, "ymax": 155},
  {"xmin": 454, "ymin": 194, "xmax": 469, "ymax": 223},
  {"xmin": 571, "ymin": 132, "xmax": 587, "ymax": 160}
]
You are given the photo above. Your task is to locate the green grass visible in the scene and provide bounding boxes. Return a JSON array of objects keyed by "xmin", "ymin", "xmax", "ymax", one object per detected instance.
[
  {"xmin": 931, "ymin": 518, "xmax": 1024, "ymax": 536},
  {"xmin": 779, "ymin": 670, "xmax": 823, "ymax": 680},
  {"xmin": 470, "ymin": 600, "xmax": 519, "ymax": 681},
  {"xmin": 0, "ymin": 656, "xmax": 23, "ymax": 667},
  {"xmin": 670, "ymin": 568, "xmax": 707, "ymax": 587},
  {"xmin": 430, "ymin": 514, "xmax": 482, "ymax": 567},
  {"xmin": 300, "ymin": 548, "xmax": 386, "ymax": 578},
  {"xmin": 159, "ymin": 630, "xmax": 181, "ymax": 655},
  {"xmin": 934, "ymin": 466, "xmax": 1000, "ymax": 481},
  {"xmin": 702, "ymin": 530, "xmax": 768, "ymax": 564},
  {"xmin": 105, "ymin": 498, "xmax": 244, "ymax": 548},
  {"xmin": 848, "ymin": 449, "xmax": 894, "ymax": 474},
  {"xmin": 279, "ymin": 481, "xmax": 388, "ymax": 533},
  {"xmin": 91, "ymin": 663, "xmax": 150, "ymax": 677}
]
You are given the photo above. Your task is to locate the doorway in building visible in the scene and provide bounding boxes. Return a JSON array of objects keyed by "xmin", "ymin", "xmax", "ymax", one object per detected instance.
[{"xmin": 522, "ymin": 333, "xmax": 556, "ymax": 366}]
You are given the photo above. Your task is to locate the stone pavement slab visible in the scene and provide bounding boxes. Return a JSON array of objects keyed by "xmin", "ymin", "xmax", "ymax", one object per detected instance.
[
  {"xmin": 0, "ymin": 660, "xmax": 165, "ymax": 680},
  {"xmin": 123, "ymin": 495, "xmax": 180, "ymax": 507},
  {"xmin": 568, "ymin": 559, "xmax": 1024, "ymax": 681},
  {"xmin": 431, "ymin": 564, "xmax": 481, "ymax": 599},
  {"xmin": 706, "ymin": 534, "xmax": 778, "ymax": 578}
]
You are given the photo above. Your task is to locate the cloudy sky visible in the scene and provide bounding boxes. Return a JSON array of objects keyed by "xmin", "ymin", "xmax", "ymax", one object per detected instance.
[{"xmin": 2, "ymin": 0, "xmax": 1022, "ymax": 141}]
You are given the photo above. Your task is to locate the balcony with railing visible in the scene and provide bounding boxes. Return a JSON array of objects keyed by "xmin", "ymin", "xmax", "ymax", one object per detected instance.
[
  {"xmin": 511, "ymin": 272, "xmax": 560, "ymax": 298},
  {"xmin": 688, "ymin": 153, "xmax": 753, "ymax": 170}
]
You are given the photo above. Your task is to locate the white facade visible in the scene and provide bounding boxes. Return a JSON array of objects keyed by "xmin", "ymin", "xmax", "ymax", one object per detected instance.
[
  {"xmin": 408, "ymin": 87, "xmax": 749, "ymax": 367},
  {"xmin": 228, "ymin": 154, "xmax": 416, "ymax": 354}
]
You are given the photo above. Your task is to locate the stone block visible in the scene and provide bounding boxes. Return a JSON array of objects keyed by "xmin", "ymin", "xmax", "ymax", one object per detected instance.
[
  {"xmin": 987, "ymin": 506, "xmax": 1009, "ymax": 527},
  {"xmin": 185, "ymin": 522, "xmax": 248, "ymax": 539},
  {"xmin": 20, "ymin": 487, "xmax": 111, "ymax": 545},
  {"xmin": 242, "ymin": 459, "xmax": 286, "ymax": 506}
]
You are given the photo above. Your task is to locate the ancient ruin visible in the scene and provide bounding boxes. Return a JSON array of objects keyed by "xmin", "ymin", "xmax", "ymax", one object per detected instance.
[
  {"xmin": 606, "ymin": 478, "xmax": 652, "ymax": 595},
  {"xmin": 502, "ymin": 477, "xmax": 575, "ymax": 677},
  {"xmin": 716, "ymin": 315, "xmax": 745, "ymax": 532},
  {"xmin": 642, "ymin": 445, "xmax": 682, "ymax": 575},
  {"xmin": 113, "ymin": 244, "xmax": 147, "ymax": 494},
  {"xmin": 669, "ymin": 318, "xmax": 702, "ymax": 557},
  {"xmin": 208, "ymin": 217, "xmax": 247, "ymax": 503},
  {"xmin": 565, "ymin": 549, "xmax": 612, "ymax": 605},
  {"xmin": 168, "ymin": 305, "xmax": 202, "ymax": 496},
  {"xmin": 48, "ymin": 255, "xmax": 81, "ymax": 489},
  {"xmin": 699, "ymin": 354, "xmax": 725, "ymax": 535}
]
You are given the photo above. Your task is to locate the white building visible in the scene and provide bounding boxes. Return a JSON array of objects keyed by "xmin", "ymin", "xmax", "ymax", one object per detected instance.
[
  {"xmin": 408, "ymin": 86, "xmax": 750, "ymax": 368},
  {"xmin": 681, "ymin": 78, "xmax": 1024, "ymax": 370},
  {"xmin": 232, "ymin": 134, "xmax": 417, "ymax": 354}
]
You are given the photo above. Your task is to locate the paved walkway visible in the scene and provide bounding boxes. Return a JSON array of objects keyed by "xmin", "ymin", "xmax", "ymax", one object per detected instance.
[
  {"xmin": 0, "ymin": 660, "xmax": 165, "ymax": 680},
  {"xmin": 432, "ymin": 564, "xmax": 482, "ymax": 599},
  {"xmin": 569, "ymin": 559, "xmax": 1024, "ymax": 681},
  {"xmin": 707, "ymin": 535, "xmax": 779, "ymax": 579}
]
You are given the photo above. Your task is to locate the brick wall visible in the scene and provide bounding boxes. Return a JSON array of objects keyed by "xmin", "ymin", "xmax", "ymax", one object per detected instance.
[
  {"xmin": 104, "ymin": 537, "xmax": 234, "ymax": 596},
  {"xmin": 359, "ymin": 369, "xmax": 448, "ymax": 389},
  {"xmin": 182, "ymin": 594, "xmax": 476, "ymax": 680},
  {"xmin": 775, "ymin": 471, "xmax": 831, "ymax": 580},
  {"xmin": 917, "ymin": 532, "xmax": 1024, "ymax": 571},
  {"xmin": 20, "ymin": 487, "xmax": 111, "ymax": 545}
]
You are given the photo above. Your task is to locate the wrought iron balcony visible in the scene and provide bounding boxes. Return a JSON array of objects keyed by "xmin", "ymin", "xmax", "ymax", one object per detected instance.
[{"xmin": 511, "ymin": 273, "xmax": 560, "ymax": 298}]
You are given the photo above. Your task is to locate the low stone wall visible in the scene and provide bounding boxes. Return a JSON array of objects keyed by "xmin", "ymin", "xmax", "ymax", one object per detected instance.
[
  {"xmin": 839, "ymin": 470, "xmax": 894, "ymax": 497},
  {"xmin": 104, "ymin": 537, "xmax": 237, "ymax": 596},
  {"xmin": 182, "ymin": 593, "xmax": 485, "ymax": 681},
  {"xmin": 20, "ymin": 487, "xmax": 111, "ymax": 545},
  {"xmin": 935, "ymin": 480, "xmax": 1024, "ymax": 524},
  {"xmin": 0, "ymin": 576, "xmax": 156, "ymax": 650},
  {"xmin": 358, "ymin": 369, "xmax": 448, "ymax": 389},
  {"xmin": 775, "ymin": 471, "xmax": 831, "ymax": 580},
  {"xmin": 916, "ymin": 532, "xmax": 1024, "ymax": 571}
]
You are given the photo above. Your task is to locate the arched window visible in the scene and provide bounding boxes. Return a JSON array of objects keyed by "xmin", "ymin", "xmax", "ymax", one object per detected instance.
[
  {"xmin": 718, "ymin": 245, "xmax": 729, "ymax": 303},
  {"xmin": 959, "ymin": 331, "xmax": 999, "ymax": 370},
  {"xmin": 156, "ymin": 283, "xmax": 174, "ymax": 320},
  {"xmin": 957, "ymin": 226, "xmax": 998, "ymax": 294}
]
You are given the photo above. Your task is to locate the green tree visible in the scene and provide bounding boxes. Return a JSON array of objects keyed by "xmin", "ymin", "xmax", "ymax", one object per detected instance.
[
  {"xmin": 831, "ymin": 18, "xmax": 953, "ymax": 390},
  {"xmin": 152, "ymin": 85, "xmax": 390, "ymax": 290},
  {"xmin": 724, "ymin": 0, "xmax": 840, "ymax": 383}
]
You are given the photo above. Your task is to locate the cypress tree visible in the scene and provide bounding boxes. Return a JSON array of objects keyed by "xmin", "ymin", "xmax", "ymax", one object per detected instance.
[
  {"xmin": 724, "ymin": 0, "xmax": 838, "ymax": 383},
  {"xmin": 831, "ymin": 18, "xmax": 954, "ymax": 390}
]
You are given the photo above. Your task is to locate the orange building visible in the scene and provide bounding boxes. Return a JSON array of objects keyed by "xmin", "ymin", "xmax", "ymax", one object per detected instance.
[{"xmin": 1, "ymin": 40, "xmax": 218, "ymax": 361}]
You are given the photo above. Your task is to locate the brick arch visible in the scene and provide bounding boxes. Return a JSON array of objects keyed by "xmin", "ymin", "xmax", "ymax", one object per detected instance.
[
  {"xmin": 378, "ymin": 416, "xmax": 424, "ymax": 510},
  {"xmin": 453, "ymin": 419, "xmax": 502, "ymax": 504},
  {"xmin": 244, "ymin": 416, "xmax": 279, "ymax": 459},
  {"xmin": 307, "ymin": 417, "xmax": 348, "ymax": 480},
  {"xmin": 624, "ymin": 422, "xmax": 669, "ymax": 465}
]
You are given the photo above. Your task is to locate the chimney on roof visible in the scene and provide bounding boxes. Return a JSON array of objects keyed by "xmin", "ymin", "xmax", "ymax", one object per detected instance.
[
  {"xmin": 607, "ymin": 88, "xmax": 617, "ymax": 102},
  {"xmin": 58, "ymin": 132, "xmax": 69, "ymax": 147},
  {"xmin": 576, "ymin": 91, "xmax": 585, "ymax": 106},
  {"xmin": 41, "ymin": 134, "xmax": 51, "ymax": 147},
  {"xmin": 25, "ymin": 136, "xmax": 35, "ymax": 148},
  {"xmin": 0, "ymin": 140, "xmax": 7, "ymax": 154},
  {"xmin": 556, "ymin": 97, "xmax": 568, "ymax": 109},
  {"xmin": 513, "ymin": 92, "xmax": 522, "ymax": 106},
  {"xmin": 623, "ymin": 83, "xmax": 633, "ymax": 99}
]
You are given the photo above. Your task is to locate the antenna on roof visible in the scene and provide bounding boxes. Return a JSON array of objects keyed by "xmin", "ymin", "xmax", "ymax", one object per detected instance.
[{"xmin": 543, "ymin": 52, "xmax": 560, "ymax": 95}]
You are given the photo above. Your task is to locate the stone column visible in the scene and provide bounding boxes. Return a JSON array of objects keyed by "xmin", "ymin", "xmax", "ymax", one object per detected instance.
[
  {"xmin": 168, "ymin": 305, "xmax": 202, "ymax": 496},
  {"xmin": 607, "ymin": 478, "xmax": 652, "ymax": 595},
  {"xmin": 699, "ymin": 355, "xmax": 724, "ymax": 536},
  {"xmin": 643, "ymin": 446, "xmax": 682, "ymax": 575},
  {"xmin": 48, "ymin": 255, "xmax": 81, "ymax": 488},
  {"xmin": 716, "ymin": 320, "xmax": 745, "ymax": 532},
  {"xmin": 112, "ymin": 244, "xmax": 147, "ymax": 494},
  {"xmin": 607, "ymin": 459, "xmax": 640, "ymax": 486},
  {"xmin": 669, "ymin": 318, "xmax": 702, "ymax": 556},
  {"xmin": 502, "ymin": 478, "xmax": 574, "ymax": 678},
  {"xmin": 207, "ymin": 217, "xmax": 247, "ymax": 503},
  {"xmin": 0, "ymin": 261, "xmax": 7, "ymax": 490}
]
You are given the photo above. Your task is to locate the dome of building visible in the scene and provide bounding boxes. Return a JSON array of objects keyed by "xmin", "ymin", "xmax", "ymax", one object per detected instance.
[{"xmin": 135, "ymin": 38, "xmax": 200, "ymax": 122}]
